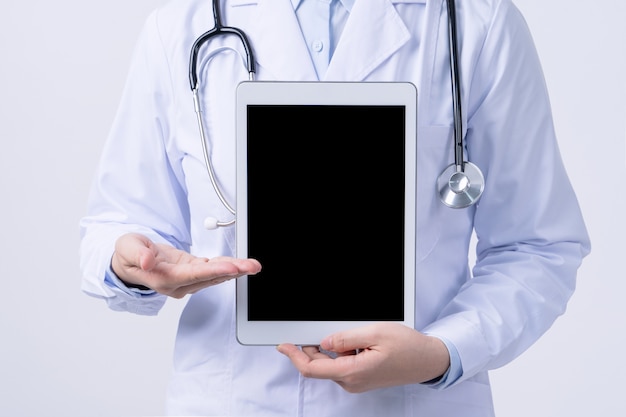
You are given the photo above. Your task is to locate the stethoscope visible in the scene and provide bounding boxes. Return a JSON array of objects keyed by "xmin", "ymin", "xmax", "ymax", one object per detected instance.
[
  {"xmin": 190, "ymin": 0, "xmax": 485, "ymax": 230},
  {"xmin": 437, "ymin": 0, "xmax": 485, "ymax": 209}
]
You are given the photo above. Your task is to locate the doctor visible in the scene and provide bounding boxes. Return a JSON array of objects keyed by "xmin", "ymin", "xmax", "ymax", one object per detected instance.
[{"xmin": 80, "ymin": 0, "xmax": 590, "ymax": 416}]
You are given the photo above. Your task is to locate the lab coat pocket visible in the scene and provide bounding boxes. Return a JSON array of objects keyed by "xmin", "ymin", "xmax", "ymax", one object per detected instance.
[{"xmin": 415, "ymin": 125, "xmax": 453, "ymax": 263}]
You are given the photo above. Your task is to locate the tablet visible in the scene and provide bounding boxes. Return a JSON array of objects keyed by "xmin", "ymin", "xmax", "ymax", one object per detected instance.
[{"xmin": 235, "ymin": 81, "xmax": 417, "ymax": 346}]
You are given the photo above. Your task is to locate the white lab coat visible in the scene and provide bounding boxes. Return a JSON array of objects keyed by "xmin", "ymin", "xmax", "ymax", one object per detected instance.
[{"xmin": 79, "ymin": 0, "xmax": 591, "ymax": 415}]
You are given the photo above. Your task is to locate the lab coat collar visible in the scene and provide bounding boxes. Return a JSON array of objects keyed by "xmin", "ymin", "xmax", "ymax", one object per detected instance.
[
  {"xmin": 245, "ymin": 0, "xmax": 318, "ymax": 80},
  {"xmin": 243, "ymin": 0, "xmax": 420, "ymax": 81},
  {"xmin": 291, "ymin": 0, "xmax": 356, "ymax": 12},
  {"xmin": 324, "ymin": 0, "xmax": 412, "ymax": 80},
  {"xmin": 290, "ymin": 0, "xmax": 425, "ymax": 8}
]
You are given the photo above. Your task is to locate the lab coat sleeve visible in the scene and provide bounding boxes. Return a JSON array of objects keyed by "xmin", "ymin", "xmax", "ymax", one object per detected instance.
[
  {"xmin": 79, "ymin": 10, "xmax": 189, "ymax": 315},
  {"xmin": 422, "ymin": 1, "xmax": 591, "ymax": 385}
]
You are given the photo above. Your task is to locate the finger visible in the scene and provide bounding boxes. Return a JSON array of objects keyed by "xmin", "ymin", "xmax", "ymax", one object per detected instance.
[
  {"xmin": 276, "ymin": 344, "xmax": 307, "ymax": 362},
  {"xmin": 301, "ymin": 345, "xmax": 332, "ymax": 360},
  {"xmin": 306, "ymin": 345, "xmax": 357, "ymax": 358},
  {"xmin": 321, "ymin": 325, "xmax": 377, "ymax": 353},
  {"xmin": 277, "ymin": 344, "xmax": 329, "ymax": 363},
  {"xmin": 210, "ymin": 256, "xmax": 263, "ymax": 274},
  {"xmin": 174, "ymin": 258, "xmax": 260, "ymax": 284},
  {"xmin": 277, "ymin": 344, "xmax": 355, "ymax": 380},
  {"xmin": 164, "ymin": 257, "xmax": 263, "ymax": 296},
  {"xmin": 170, "ymin": 273, "xmax": 242, "ymax": 298}
]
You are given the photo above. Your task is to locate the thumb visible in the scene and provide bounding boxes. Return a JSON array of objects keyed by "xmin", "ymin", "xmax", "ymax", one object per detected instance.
[
  {"xmin": 114, "ymin": 233, "xmax": 158, "ymax": 272},
  {"xmin": 320, "ymin": 326, "xmax": 373, "ymax": 353},
  {"xmin": 137, "ymin": 244, "xmax": 158, "ymax": 271}
]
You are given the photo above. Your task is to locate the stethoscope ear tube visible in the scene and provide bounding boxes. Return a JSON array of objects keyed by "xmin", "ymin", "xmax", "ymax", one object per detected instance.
[
  {"xmin": 437, "ymin": 0, "xmax": 485, "ymax": 208},
  {"xmin": 189, "ymin": 0, "xmax": 256, "ymax": 90}
]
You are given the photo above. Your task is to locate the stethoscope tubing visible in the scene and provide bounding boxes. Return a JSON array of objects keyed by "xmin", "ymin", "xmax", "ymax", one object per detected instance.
[
  {"xmin": 446, "ymin": 0, "xmax": 465, "ymax": 170},
  {"xmin": 189, "ymin": 0, "xmax": 256, "ymax": 91}
]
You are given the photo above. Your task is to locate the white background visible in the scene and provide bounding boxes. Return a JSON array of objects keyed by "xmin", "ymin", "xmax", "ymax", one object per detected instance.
[{"xmin": 0, "ymin": 0, "xmax": 624, "ymax": 416}]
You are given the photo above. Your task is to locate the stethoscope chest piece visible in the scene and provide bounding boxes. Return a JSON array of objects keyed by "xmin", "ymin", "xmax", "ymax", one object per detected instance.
[{"xmin": 437, "ymin": 162, "xmax": 485, "ymax": 208}]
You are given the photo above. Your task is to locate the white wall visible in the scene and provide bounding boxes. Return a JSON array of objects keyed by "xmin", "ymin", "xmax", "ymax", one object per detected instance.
[{"xmin": 0, "ymin": 1, "xmax": 623, "ymax": 416}]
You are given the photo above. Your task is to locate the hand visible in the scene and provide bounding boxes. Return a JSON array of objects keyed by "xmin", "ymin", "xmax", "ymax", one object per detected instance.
[
  {"xmin": 111, "ymin": 233, "xmax": 262, "ymax": 298},
  {"xmin": 276, "ymin": 322, "xmax": 450, "ymax": 393}
]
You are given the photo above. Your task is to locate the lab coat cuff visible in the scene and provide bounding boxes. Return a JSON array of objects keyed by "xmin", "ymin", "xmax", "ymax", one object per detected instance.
[
  {"xmin": 105, "ymin": 266, "xmax": 157, "ymax": 296},
  {"xmin": 420, "ymin": 335, "xmax": 463, "ymax": 389},
  {"xmin": 101, "ymin": 267, "xmax": 166, "ymax": 315},
  {"xmin": 422, "ymin": 314, "xmax": 493, "ymax": 386}
]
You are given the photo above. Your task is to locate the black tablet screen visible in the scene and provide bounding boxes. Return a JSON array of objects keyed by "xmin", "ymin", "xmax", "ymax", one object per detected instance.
[{"xmin": 246, "ymin": 104, "xmax": 406, "ymax": 321}]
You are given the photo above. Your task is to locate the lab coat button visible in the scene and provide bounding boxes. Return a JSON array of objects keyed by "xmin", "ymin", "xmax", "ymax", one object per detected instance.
[{"xmin": 311, "ymin": 40, "xmax": 324, "ymax": 52}]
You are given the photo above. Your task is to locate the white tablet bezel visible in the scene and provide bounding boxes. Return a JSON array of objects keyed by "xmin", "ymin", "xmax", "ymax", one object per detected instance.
[{"xmin": 235, "ymin": 81, "xmax": 417, "ymax": 346}]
